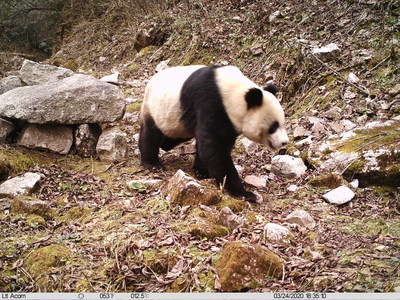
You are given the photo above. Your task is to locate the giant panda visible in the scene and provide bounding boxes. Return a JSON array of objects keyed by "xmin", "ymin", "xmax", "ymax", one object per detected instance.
[{"xmin": 139, "ymin": 65, "xmax": 289, "ymax": 203}]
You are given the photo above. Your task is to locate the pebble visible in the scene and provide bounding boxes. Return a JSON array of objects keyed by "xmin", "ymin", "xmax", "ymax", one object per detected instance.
[{"xmin": 322, "ymin": 186, "xmax": 355, "ymax": 205}]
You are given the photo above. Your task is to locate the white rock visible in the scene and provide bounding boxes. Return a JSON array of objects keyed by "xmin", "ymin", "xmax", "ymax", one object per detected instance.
[
  {"xmin": 323, "ymin": 186, "xmax": 355, "ymax": 205},
  {"xmin": 287, "ymin": 184, "xmax": 299, "ymax": 192},
  {"xmin": 311, "ymin": 43, "xmax": 340, "ymax": 61},
  {"xmin": 271, "ymin": 155, "xmax": 307, "ymax": 178},
  {"xmin": 96, "ymin": 127, "xmax": 128, "ymax": 161},
  {"xmin": 244, "ymin": 175, "xmax": 267, "ymax": 188},
  {"xmin": 155, "ymin": 60, "xmax": 170, "ymax": 72},
  {"xmin": 217, "ymin": 206, "xmax": 245, "ymax": 229},
  {"xmin": 0, "ymin": 75, "xmax": 23, "ymax": 94},
  {"xmin": 127, "ymin": 179, "xmax": 163, "ymax": 191},
  {"xmin": 240, "ymin": 137, "xmax": 258, "ymax": 153},
  {"xmin": 0, "ymin": 172, "xmax": 42, "ymax": 197},
  {"xmin": 264, "ymin": 223, "xmax": 292, "ymax": 243},
  {"xmin": 285, "ymin": 209, "xmax": 316, "ymax": 229},
  {"xmin": 347, "ymin": 72, "xmax": 360, "ymax": 84},
  {"xmin": 269, "ymin": 11, "xmax": 282, "ymax": 22},
  {"xmin": 349, "ymin": 179, "xmax": 359, "ymax": 189},
  {"xmin": 100, "ymin": 72, "xmax": 119, "ymax": 84}
]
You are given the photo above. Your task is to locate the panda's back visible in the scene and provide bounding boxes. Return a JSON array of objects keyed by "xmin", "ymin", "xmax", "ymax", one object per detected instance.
[{"xmin": 145, "ymin": 65, "xmax": 205, "ymax": 138}]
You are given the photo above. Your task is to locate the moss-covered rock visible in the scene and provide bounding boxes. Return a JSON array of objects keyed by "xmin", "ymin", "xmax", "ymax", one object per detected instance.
[
  {"xmin": 11, "ymin": 196, "xmax": 56, "ymax": 220},
  {"xmin": 214, "ymin": 241, "xmax": 284, "ymax": 292},
  {"xmin": 163, "ymin": 170, "xmax": 221, "ymax": 206},
  {"xmin": 308, "ymin": 173, "xmax": 345, "ymax": 188}
]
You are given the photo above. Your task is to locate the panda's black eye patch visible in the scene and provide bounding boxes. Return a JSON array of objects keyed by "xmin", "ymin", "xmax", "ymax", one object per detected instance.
[{"xmin": 268, "ymin": 121, "xmax": 280, "ymax": 134}]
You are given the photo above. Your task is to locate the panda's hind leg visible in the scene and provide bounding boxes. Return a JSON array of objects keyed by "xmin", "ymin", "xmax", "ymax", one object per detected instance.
[
  {"xmin": 139, "ymin": 116, "xmax": 164, "ymax": 169},
  {"xmin": 160, "ymin": 137, "xmax": 191, "ymax": 151}
]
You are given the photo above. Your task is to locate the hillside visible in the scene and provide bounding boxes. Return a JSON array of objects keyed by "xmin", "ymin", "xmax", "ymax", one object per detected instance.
[{"xmin": 0, "ymin": 0, "xmax": 399, "ymax": 293}]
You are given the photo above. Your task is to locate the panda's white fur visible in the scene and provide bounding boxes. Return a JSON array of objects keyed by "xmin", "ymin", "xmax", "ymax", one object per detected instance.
[
  {"xmin": 142, "ymin": 65, "xmax": 288, "ymax": 150},
  {"xmin": 139, "ymin": 65, "xmax": 289, "ymax": 203},
  {"xmin": 142, "ymin": 65, "xmax": 204, "ymax": 139}
]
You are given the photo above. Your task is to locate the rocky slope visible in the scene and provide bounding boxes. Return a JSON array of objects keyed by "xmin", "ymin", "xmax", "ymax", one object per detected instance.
[{"xmin": 0, "ymin": 0, "xmax": 399, "ymax": 293}]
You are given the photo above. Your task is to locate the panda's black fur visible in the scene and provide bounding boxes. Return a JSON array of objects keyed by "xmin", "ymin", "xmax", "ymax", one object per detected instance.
[{"xmin": 139, "ymin": 65, "xmax": 287, "ymax": 203}]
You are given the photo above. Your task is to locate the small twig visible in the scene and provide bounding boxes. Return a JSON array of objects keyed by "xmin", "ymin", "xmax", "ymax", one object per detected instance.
[{"xmin": 310, "ymin": 51, "xmax": 370, "ymax": 96}]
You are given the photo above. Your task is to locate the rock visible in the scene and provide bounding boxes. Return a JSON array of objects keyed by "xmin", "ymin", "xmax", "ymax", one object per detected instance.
[
  {"xmin": 349, "ymin": 179, "xmax": 359, "ymax": 189},
  {"xmin": 325, "ymin": 106, "xmax": 342, "ymax": 120},
  {"xmin": 18, "ymin": 124, "xmax": 73, "ymax": 155},
  {"xmin": 285, "ymin": 209, "xmax": 316, "ymax": 229},
  {"xmin": 0, "ymin": 172, "xmax": 42, "ymax": 197},
  {"xmin": 75, "ymin": 124, "xmax": 102, "ymax": 158},
  {"xmin": 0, "ymin": 118, "xmax": 15, "ymax": 142},
  {"xmin": 319, "ymin": 151, "xmax": 359, "ymax": 173},
  {"xmin": 127, "ymin": 179, "xmax": 163, "ymax": 192},
  {"xmin": 0, "ymin": 75, "xmax": 23, "ymax": 94},
  {"xmin": 330, "ymin": 121, "xmax": 345, "ymax": 133},
  {"xmin": 287, "ymin": 184, "xmax": 299, "ymax": 192},
  {"xmin": 100, "ymin": 72, "xmax": 119, "ymax": 84},
  {"xmin": 323, "ymin": 186, "xmax": 355, "ymax": 205},
  {"xmin": 347, "ymin": 72, "xmax": 360, "ymax": 84},
  {"xmin": 134, "ymin": 29, "xmax": 153, "ymax": 51},
  {"xmin": 293, "ymin": 126, "xmax": 311, "ymax": 138},
  {"xmin": 19, "ymin": 59, "xmax": 74, "ymax": 86},
  {"xmin": 155, "ymin": 60, "xmax": 170, "ymax": 73},
  {"xmin": 216, "ymin": 207, "xmax": 245, "ymax": 229},
  {"xmin": 240, "ymin": 136, "xmax": 258, "ymax": 154},
  {"xmin": 11, "ymin": 196, "xmax": 55, "ymax": 220},
  {"xmin": 388, "ymin": 83, "xmax": 400, "ymax": 97},
  {"xmin": 311, "ymin": 43, "xmax": 340, "ymax": 62},
  {"xmin": 96, "ymin": 127, "xmax": 128, "ymax": 161},
  {"xmin": 214, "ymin": 241, "xmax": 284, "ymax": 292},
  {"xmin": 271, "ymin": 155, "xmax": 307, "ymax": 178},
  {"xmin": 250, "ymin": 42, "xmax": 263, "ymax": 56},
  {"xmin": 308, "ymin": 173, "xmax": 344, "ymax": 189},
  {"xmin": 264, "ymin": 223, "xmax": 292, "ymax": 243},
  {"xmin": 269, "ymin": 10, "xmax": 282, "ymax": 23},
  {"xmin": 0, "ymin": 74, "xmax": 126, "ymax": 124},
  {"xmin": 162, "ymin": 169, "xmax": 220, "ymax": 206},
  {"xmin": 244, "ymin": 175, "xmax": 267, "ymax": 188}
]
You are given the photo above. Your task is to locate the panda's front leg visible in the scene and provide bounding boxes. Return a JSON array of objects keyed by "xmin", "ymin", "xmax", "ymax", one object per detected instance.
[{"xmin": 197, "ymin": 136, "xmax": 258, "ymax": 203}]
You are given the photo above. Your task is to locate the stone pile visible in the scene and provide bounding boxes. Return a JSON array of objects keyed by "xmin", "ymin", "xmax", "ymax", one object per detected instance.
[{"xmin": 0, "ymin": 60, "xmax": 127, "ymax": 161}]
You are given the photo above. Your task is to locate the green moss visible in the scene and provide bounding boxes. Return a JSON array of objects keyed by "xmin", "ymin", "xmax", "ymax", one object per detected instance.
[
  {"xmin": 0, "ymin": 148, "xmax": 36, "ymax": 180},
  {"xmin": 24, "ymin": 244, "xmax": 72, "ymax": 289},
  {"xmin": 214, "ymin": 241, "xmax": 284, "ymax": 291},
  {"xmin": 141, "ymin": 248, "xmax": 179, "ymax": 274},
  {"xmin": 59, "ymin": 206, "xmax": 93, "ymax": 223},
  {"xmin": 189, "ymin": 222, "xmax": 229, "ymax": 240},
  {"xmin": 215, "ymin": 195, "xmax": 248, "ymax": 213},
  {"xmin": 308, "ymin": 173, "xmax": 345, "ymax": 188},
  {"xmin": 63, "ymin": 59, "xmax": 79, "ymax": 71},
  {"xmin": 125, "ymin": 102, "xmax": 142, "ymax": 113},
  {"xmin": 11, "ymin": 196, "xmax": 56, "ymax": 220}
]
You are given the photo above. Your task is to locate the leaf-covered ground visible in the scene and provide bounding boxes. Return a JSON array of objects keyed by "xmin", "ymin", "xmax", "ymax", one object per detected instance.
[{"xmin": 1, "ymin": 0, "xmax": 399, "ymax": 293}]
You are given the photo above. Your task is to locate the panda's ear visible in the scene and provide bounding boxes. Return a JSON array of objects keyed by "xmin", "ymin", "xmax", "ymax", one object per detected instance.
[
  {"xmin": 263, "ymin": 83, "xmax": 277, "ymax": 96},
  {"xmin": 245, "ymin": 88, "xmax": 263, "ymax": 109}
]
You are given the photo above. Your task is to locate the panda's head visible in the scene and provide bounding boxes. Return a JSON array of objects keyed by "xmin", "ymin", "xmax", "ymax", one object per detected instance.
[{"xmin": 241, "ymin": 84, "xmax": 289, "ymax": 150}]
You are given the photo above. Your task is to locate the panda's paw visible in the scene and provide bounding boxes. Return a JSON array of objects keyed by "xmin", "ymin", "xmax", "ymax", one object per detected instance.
[
  {"xmin": 194, "ymin": 168, "xmax": 210, "ymax": 179},
  {"xmin": 242, "ymin": 191, "xmax": 259, "ymax": 203},
  {"xmin": 141, "ymin": 161, "xmax": 165, "ymax": 170},
  {"xmin": 231, "ymin": 190, "xmax": 259, "ymax": 203}
]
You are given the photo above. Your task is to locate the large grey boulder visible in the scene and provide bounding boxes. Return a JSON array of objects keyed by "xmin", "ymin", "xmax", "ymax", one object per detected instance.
[
  {"xmin": 19, "ymin": 59, "xmax": 74, "ymax": 85},
  {"xmin": 0, "ymin": 74, "xmax": 126, "ymax": 124},
  {"xmin": 18, "ymin": 124, "xmax": 73, "ymax": 155}
]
